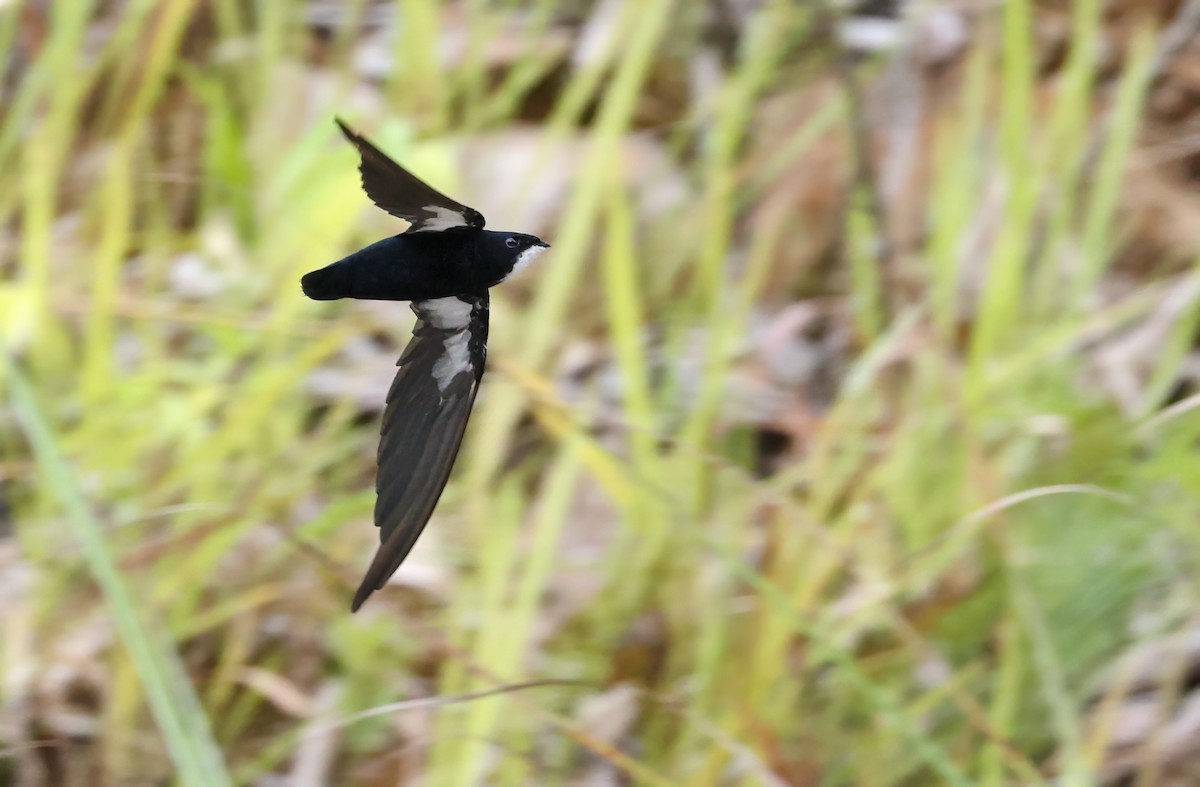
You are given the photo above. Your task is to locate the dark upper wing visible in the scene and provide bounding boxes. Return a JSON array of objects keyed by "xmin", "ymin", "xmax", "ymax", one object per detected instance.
[
  {"xmin": 351, "ymin": 292, "xmax": 489, "ymax": 611},
  {"xmin": 335, "ymin": 118, "xmax": 486, "ymax": 233}
]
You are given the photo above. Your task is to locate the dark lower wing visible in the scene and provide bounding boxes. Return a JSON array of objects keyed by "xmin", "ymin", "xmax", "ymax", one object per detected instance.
[{"xmin": 351, "ymin": 293, "xmax": 490, "ymax": 611}]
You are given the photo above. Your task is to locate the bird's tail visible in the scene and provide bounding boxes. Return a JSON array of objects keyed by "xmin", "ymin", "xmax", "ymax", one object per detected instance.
[{"xmin": 300, "ymin": 262, "xmax": 352, "ymax": 301}]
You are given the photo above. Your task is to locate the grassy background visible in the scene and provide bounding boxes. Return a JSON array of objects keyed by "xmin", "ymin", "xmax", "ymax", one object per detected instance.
[{"xmin": 4, "ymin": 0, "xmax": 1200, "ymax": 784}]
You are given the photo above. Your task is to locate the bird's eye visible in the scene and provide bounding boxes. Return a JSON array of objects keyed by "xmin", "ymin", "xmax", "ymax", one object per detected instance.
[{"xmin": 505, "ymin": 237, "xmax": 519, "ymax": 249}]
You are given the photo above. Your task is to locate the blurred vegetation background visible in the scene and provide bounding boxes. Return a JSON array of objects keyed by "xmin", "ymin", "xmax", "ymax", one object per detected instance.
[{"xmin": 3, "ymin": 0, "xmax": 1200, "ymax": 784}]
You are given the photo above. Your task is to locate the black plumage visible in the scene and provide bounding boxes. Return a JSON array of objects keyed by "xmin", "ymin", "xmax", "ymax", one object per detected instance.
[{"xmin": 302, "ymin": 119, "xmax": 549, "ymax": 611}]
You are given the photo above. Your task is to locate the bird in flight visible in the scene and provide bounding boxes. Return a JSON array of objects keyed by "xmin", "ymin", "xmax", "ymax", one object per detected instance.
[{"xmin": 302, "ymin": 119, "xmax": 549, "ymax": 611}]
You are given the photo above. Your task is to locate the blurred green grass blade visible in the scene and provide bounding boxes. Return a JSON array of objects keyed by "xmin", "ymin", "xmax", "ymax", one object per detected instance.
[
  {"xmin": 114, "ymin": 0, "xmax": 201, "ymax": 134},
  {"xmin": 678, "ymin": 3, "xmax": 793, "ymax": 459},
  {"xmin": 693, "ymin": 1, "xmax": 790, "ymax": 300},
  {"xmin": 1044, "ymin": 0, "xmax": 1102, "ymax": 180},
  {"xmin": 1028, "ymin": 0, "xmax": 1102, "ymax": 326},
  {"xmin": 543, "ymin": 0, "xmax": 636, "ymax": 132},
  {"xmin": 998, "ymin": 0, "xmax": 1035, "ymax": 172},
  {"xmin": 847, "ymin": 185, "xmax": 883, "ymax": 338},
  {"xmin": 392, "ymin": 0, "xmax": 448, "ymax": 125},
  {"xmin": 978, "ymin": 617, "xmax": 1027, "ymax": 786},
  {"xmin": 601, "ymin": 169, "xmax": 669, "ymax": 604},
  {"xmin": 969, "ymin": 0, "xmax": 1038, "ymax": 370},
  {"xmin": 928, "ymin": 41, "xmax": 988, "ymax": 339},
  {"xmin": 4, "ymin": 355, "xmax": 233, "ymax": 787},
  {"xmin": 601, "ymin": 174, "xmax": 654, "ymax": 442},
  {"xmin": 17, "ymin": 121, "xmax": 57, "ymax": 354},
  {"xmin": 81, "ymin": 139, "xmax": 134, "ymax": 402},
  {"xmin": 1078, "ymin": 24, "xmax": 1157, "ymax": 300}
]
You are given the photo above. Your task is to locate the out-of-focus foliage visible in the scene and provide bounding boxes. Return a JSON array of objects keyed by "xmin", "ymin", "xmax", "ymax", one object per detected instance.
[{"xmin": 3, "ymin": 0, "xmax": 1200, "ymax": 784}]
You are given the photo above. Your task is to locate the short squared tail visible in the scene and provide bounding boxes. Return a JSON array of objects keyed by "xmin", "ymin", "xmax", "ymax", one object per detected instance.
[{"xmin": 301, "ymin": 261, "xmax": 353, "ymax": 301}]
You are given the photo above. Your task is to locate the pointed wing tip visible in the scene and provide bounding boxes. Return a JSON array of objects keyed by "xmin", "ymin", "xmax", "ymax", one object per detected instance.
[
  {"xmin": 350, "ymin": 541, "xmax": 404, "ymax": 613},
  {"xmin": 350, "ymin": 581, "xmax": 375, "ymax": 612},
  {"xmin": 334, "ymin": 117, "xmax": 360, "ymax": 144}
]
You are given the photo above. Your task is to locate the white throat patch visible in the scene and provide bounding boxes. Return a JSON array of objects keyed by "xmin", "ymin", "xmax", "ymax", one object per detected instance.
[{"xmin": 504, "ymin": 245, "xmax": 547, "ymax": 282}]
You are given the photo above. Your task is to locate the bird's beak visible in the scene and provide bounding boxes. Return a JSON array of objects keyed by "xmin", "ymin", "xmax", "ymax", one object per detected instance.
[{"xmin": 537, "ymin": 240, "xmax": 550, "ymax": 248}]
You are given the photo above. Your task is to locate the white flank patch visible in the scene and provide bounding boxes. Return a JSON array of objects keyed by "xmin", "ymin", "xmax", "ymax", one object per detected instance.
[
  {"xmin": 432, "ymin": 331, "xmax": 471, "ymax": 393},
  {"xmin": 411, "ymin": 205, "xmax": 466, "ymax": 232},
  {"xmin": 503, "ymin": 244, "xmax": 547, "ymax": 282},
  {"xmin": 422, "ymin": 296, "xmax": 473, "ymax": 329}
]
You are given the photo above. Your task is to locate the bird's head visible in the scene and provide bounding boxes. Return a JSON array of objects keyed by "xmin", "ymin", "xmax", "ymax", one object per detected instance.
[{"xmin": 482, "ymin": 231, "xmax": 550, "ymax": 283}]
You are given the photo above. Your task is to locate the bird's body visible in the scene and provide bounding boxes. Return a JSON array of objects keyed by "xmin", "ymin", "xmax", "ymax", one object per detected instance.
[
  {"xmin": 302, "ymin": 230, "xmax": 546, "ymax": 302},
  {"xmin": 301, "ymin": 119, "xmax": 548, "ymax": 611}
]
